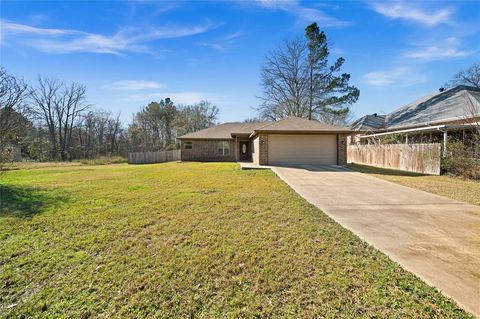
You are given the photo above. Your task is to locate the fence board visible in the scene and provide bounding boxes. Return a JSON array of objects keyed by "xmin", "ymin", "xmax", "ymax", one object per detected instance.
[
  {"xmin": 347, "ymin": 143, "xmax": 441, "ymax": 175},
  {"xmin": 128, "ymin": 149, "xmax": 180, "ymax": 164}
]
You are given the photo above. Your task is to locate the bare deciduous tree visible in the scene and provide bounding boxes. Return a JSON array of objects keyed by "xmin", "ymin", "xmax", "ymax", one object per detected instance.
[
  {"xmin": 446, "ymin": 62, "xmax": 480, "ymax": 89},
  {"xmin": 56, "ymin": 82, "xmax": 89, "ymax": 160},
  {"xmin": 175, "ymin": 100, "xmax": 219, "ymax": 136},
  {"xmin": 75, "ymin": 110, "xmax": 124, "ymax": 158},
  {"xmin": 257, "ymin": 38, "xmax": 309, "ymax": 121},
  {"xmin": 31, "ymin": 77, "xmax": 88, "ymax": 160},
  {"xmin": 31, "ymin": 77, "xmax": 62, "ymax": 159},
  {"xmin": 0, "ymin": 67, "xmax": 29, "ymax": 165}
]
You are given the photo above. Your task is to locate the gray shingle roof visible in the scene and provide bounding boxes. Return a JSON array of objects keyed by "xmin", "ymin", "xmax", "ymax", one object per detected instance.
[
  {"xmin": 177, "ymin": 117, "xmax": 351, "ymax": 140},
  {"xmin": 350, "ymin": 114, "xmax": 386, "ymax": 131},
  {"xmin": 254, "ymin": 116, "xmax": 351, "ymax": 133},
  {"xmin": 386, "ymin": 85, "xmax": 480, "ymax": 129},
  {"xmin": 177, "ymin": 122, "xmax": 270, "ymax": 139},
  {"xmin": 351, "ymin": 85, "xmax": 480, "ymax": 132}
]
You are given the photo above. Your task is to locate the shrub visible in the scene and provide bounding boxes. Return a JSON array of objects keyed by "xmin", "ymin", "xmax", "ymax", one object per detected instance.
[
  {"xmin": 78, "ymin": 156, "xmax": 127, "ymax": 165},
  {"xmin": 442, "ymin": 140, "xmax": 480, "ymax": 179}
]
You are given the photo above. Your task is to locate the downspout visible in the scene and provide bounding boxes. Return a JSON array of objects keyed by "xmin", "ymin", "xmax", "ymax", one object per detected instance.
[{"xmin": 442, "ymin": 129, "xmax": 448, "ymax": 158}]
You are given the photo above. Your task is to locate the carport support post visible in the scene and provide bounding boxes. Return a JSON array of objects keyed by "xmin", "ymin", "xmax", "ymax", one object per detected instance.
[{"xmin": 443, "ymin": 130, "xmax": 448, "ymax": 158}]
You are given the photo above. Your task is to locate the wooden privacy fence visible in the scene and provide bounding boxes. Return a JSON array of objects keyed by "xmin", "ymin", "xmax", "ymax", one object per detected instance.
[
  {"xmin": 128, "ymin": 150, "xmax": 180, "ymax": 164},
  {"xmin": 347, "ymin": 143, "xmax": 441, "ymax": 175}
]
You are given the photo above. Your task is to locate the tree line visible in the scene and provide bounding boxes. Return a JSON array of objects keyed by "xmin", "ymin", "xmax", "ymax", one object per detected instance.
[{"xmin": 0, "ymin": 68, "xmax": 219, "ymax": 163}]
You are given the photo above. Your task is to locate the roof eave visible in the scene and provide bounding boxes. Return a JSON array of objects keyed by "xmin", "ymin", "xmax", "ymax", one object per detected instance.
[
  {"xmin": 381, "ymin": 115, "xmax": 479, "ymax": 132},
  {"xmin": 177, "ymin": 137, "xmax": 234, "ymax": 140},
  {"xmin": 250, "ymin": 129, "xmax": 352, "ymax": 137}
]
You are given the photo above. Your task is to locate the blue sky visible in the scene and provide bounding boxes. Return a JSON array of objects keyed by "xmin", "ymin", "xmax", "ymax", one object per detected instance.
[{"xmin": 1, "ymin": 0, "xmax": 479, "ymax": 123}]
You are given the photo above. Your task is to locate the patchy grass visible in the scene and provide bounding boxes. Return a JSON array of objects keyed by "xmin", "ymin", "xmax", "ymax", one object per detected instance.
[
  {"xmin": 77, "ymin": 156, "xmax": 127, "ymax": 165},
  {"xmin": 348, "ymin": 163, "xmax": 480, "ymax": 206},
  {"xmin": 2, "ymin": 161, "xmax": 83, "ymax": 171},
  {"xmin": 3, "ymin": 156, "xmax": 127, "ymax": 171},
  {"xmin": 0, "ymin": 162, "xmax": 473, "ymax": 318}
]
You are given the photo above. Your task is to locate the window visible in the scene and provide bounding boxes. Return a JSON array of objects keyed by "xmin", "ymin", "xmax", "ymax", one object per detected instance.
[
  {"xmin": 184, "ymin": 141, "xmax": 193, "ymax": 149},
  {"xmin": 217, "ymin": 141, "xmax": 230, "ymax": 156}
]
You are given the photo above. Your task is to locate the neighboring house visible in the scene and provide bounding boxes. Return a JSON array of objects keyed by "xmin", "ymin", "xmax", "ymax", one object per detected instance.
[
  {"xmin": 350, "ymin": 85, "xmax": 480, "ymax": 149},
  {"xmin": 177, "ymin": 116, "xmax": 351, "ymax": 166}
]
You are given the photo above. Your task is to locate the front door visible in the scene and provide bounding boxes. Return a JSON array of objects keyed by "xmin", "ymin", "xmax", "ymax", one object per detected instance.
[{"xmin": 239, "ymin": 141, "xmax": 249, "ymax": 161}]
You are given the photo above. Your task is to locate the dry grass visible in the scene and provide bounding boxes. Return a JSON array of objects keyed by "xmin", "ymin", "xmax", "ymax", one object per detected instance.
[
  {"xmin": 0, "ymin": 162, "xmax": 473, "ymax": 318},
  {"xmin": 3, "ymin": 157, "xmax": 127, "ymax": 171},
  {"xmin": 3, "ymin": 161, "xmax": 84, "ymax": 171},
  {"xmin": 348, "ymin": 164, "xmax": 480, "ymax": 206}
]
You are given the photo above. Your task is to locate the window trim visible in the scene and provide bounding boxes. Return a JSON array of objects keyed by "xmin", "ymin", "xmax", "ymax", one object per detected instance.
[
  {"xmin": 217, "ymin": 141, "xmax": 230, "ymax": 156},
  {"xmin": 184, "ymin": 141, "xmax": 193, "ymax": 149}
]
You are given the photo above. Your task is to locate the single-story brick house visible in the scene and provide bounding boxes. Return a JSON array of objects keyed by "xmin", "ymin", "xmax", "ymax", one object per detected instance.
[{"xmin": 177, "ymin": 116, "xmax": 351, "ymax": 165}]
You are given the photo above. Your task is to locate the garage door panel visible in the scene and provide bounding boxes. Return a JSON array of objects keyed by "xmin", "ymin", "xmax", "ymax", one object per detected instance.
[{"xmin": 268, "ymin": 134, "xmax": 337, "ymax": 165}]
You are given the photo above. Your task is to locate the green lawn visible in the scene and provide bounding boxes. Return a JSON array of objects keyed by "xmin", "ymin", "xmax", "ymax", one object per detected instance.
[
  {"xmin": 348, "ymin": 163, "xmax": 480, "ymax": 206},
  {"xmin": 0, "ymin": 163, "xmax": 473, "ymax": 318}
]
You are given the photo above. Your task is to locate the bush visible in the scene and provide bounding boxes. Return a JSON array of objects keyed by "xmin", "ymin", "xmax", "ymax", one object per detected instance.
[
  {"xmin": 77, "ymin": 156, "xmax": 127, "ymax": 165},
  {"xmin": 442, "ymin": 140, "xmax": 480, "ymax": 179}
]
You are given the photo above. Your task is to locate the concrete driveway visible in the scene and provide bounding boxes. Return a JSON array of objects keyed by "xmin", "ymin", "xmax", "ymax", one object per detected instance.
[{"xmin": 272, "ymin": 165, "xmax": 480, "ymax": 317}]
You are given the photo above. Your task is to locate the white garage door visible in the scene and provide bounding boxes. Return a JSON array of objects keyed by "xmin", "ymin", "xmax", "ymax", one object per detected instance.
[{"xmin": 268, "ymin": 134, "xmax": 337, "ymax": 165}]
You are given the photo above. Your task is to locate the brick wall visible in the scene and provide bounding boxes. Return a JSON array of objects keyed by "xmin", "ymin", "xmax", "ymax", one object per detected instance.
[
  {"xmin": 337, "ymin": 134, "xmax": 347, "ymax": 165},
  {"xmin": 181, "ymin": 140, "xmax": 236, "ymax": 162},
  {"xmin": 258, "ymin": 134, "xmax": 268, "ymax": 165}
]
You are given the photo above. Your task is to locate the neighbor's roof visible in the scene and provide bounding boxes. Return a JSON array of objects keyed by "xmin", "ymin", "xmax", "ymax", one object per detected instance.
[
  {"xmin": 351, "ymin": 85, "xmax": 480, "ymax": 132},
  {"xmin": 177, "ymin": 122, "xmax": 270, "ymax": 140},
  {"xmin": 386, "ymin": 85, "xmax": 480, "ymax": 129},
  {"xmin": 350, "ymin": 114, "xmax": 386, "ymax": 131},
  {"xmin": 177, "ymin": 116, "xmax": 351, "ymax": 140},
  {"xmin": 252, "ymin": 116, "xmax": 351, "ymax": 135}
]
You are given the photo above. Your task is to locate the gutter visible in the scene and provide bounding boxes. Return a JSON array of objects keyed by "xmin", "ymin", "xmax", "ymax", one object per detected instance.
[
  {"xmin": 374, "ymin": 115, "xmax": 479, "ymax": 133},
  {"xmin": 358, "ymin": 123, "xmax": 478, "ymax": 139},
  {"xmin": 249, "ymin": 129, "xmax": 353, "ymax": 139}
]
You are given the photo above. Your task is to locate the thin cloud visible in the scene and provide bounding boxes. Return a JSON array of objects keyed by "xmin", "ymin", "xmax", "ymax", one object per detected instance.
[
  {"xmin": 224, "ymin": 30, "xmax": 243, "ymax": 41},
  {"xmin": 405, "ymin": 47, "xmax": 474, "ymax": 60},
  {"xmin": 105, "ymin": 80, "xmax": 165, "ymax": 91},
  {"xmin": 247, "ymin": 0, "xmax": 351, "ymax": 27},
  {"xmin": 371, "ymin": 2, "xmax": 453, "ymax": 26},
  {"xmin": 2, "ymin": 21, "xmax": 81, "ymax": 36},
  {"xmin": 196, "ymin": 30, "xmax": 244, "ymax": 51},
  {"xmin": 404, "ymin": 38, "xmax": 475, "ymax": 61},
  {"xmin": 363, "ymin": 67, "xmax": 427, "ymax": 87},
  {"xmin": 197, "ymin": 42, "xmax": 225, "ymax": 51},
  {"xmin": 0, "ymin": 19, "xmax": 218, "ymax": 55}
]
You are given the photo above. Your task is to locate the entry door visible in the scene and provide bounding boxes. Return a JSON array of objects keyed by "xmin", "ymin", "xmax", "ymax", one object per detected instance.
[{"xmin": 239, "ymin": 141, "xmax": 250, "ymax": 161}]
